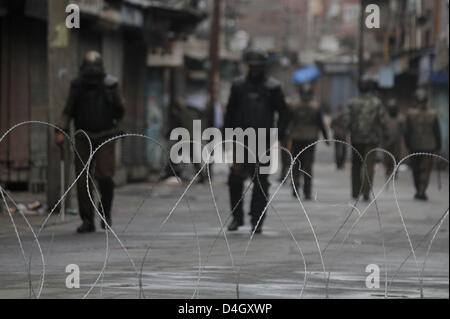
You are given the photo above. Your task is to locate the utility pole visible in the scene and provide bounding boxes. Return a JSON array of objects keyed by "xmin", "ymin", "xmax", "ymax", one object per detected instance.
[
  {"xmin": 434, "ymin": 0, "xmax": 441, "ymax": 40},
  {"xmin": 283, "ymin": 0, "xmax": 291, "ymax": 94},
  {"xmin": 358, "ymin": 0, "xmax": 366, "ymax": 82},
  {"xmin": 208, "ymin": 0, "xmax": 222, "ymax": 128}
]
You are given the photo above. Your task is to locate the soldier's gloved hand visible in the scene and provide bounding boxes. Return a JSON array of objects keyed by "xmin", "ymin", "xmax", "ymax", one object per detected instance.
[
  {"xmin": 325, "ymin": 141, "xmax": 331, "ymax": 146},
  {"xmin": 55, "ymin": 132, "xmax": 65, "ymax": 147}
]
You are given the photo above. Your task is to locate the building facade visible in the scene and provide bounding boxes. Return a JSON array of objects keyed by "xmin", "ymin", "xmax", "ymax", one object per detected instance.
[{"xmin": 0, "ymin": 0, "xmax": 205, "ymax": 206}]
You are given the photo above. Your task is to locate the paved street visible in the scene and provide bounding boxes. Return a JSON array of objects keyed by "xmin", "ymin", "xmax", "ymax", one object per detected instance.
[{"xmin": 0, "ymin": 144, "xmax": 448, "ymax": 299}]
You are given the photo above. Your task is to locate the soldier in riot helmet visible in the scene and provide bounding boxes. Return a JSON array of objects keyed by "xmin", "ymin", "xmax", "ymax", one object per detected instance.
[
  {"xmin": 345, "ymin": 77, "xmax": 387, "ymax": 201},
  {"xmin": 225, "ymin": 50, "xmax": 289, "ymax": 234},
  {"xmin": 287, "ymin": 82, "xmax": 329, "ymax": 200},
  {"xmin": 405, "ymin": 88, "xmax": 442, "ymax": 201},
  {"xmin": 55, "ymin": 51, "xmax": 125, "ymax": 233}
]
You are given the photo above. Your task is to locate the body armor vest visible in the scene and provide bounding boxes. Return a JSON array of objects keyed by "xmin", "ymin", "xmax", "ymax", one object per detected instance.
[
  {"xmin": 72, "ymin": 76, "xmax": 117, "ymax": 133},
  {"xmin": 349, "ymin": 95, "xmax": 383, "ymax": 144}
]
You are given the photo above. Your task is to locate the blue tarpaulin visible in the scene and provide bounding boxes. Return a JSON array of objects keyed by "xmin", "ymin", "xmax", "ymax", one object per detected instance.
[
  {"xmin": 379, "ymin": 66, "xmax": 395, "ymax": 88},
  {"xmin": 292, "ymin": 65, "xmax": 321, "ymax": 84}
]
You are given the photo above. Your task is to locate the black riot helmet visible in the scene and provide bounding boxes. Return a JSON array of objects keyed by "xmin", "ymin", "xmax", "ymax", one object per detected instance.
[
  {"xmin": 243, "ymin": 50, "xmax": 269, "ymax": 66},
  {"xmin": 80, "ymin": 51, "xmax": 105, "ymax": 78},
  {"xmin": 244, "ymin": 50, "xmax": 268, "ymax": 83}
]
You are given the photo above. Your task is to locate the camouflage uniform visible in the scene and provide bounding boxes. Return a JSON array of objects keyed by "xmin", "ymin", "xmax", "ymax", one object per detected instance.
[
  {"xmin": 60, "ymin": 52, "xmax": 125, "ymax": 232},
  {"xmin": 287, "ymin": 99, "xmax": 328, "ymax": 198},
  {"xmin": 382, "ymin": 101, "xmax": 405, "ymax": 178},
  {"xmin": 346, "ymin": 93, "xmax": 386, "ymax": 200},
  {"xmin": 405, "ymin": 102, "xmax": 441, "ymax": 200},
  {"xmin": 331, "ymin": 110, "xmax": 348, "ymax": 169}
]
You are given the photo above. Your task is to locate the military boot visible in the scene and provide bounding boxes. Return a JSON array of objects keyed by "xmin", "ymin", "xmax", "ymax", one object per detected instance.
[
  {"xmin": 77, "ymin": 222, "xmax": 96, "ymax": 234},
  {"xmin": 228, "ymin": 218, "xmax": 244, "ymax": 231},
  {"xmin": 251, "ymin": 224, "xmax": 263, "ymax": 235},
  {"xmin": 416, "ymin": 190, "xmax": 429, "ymax": 201},
  {"xmin": 100, "ymin": 215, "xmax": 112, "ymax": 230},
  {"xmin": 416, "ymin": 183, "xmax": 429, "ymax": 201}
]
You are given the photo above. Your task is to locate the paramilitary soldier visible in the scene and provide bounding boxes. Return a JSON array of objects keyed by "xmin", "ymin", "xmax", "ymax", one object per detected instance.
[
  {"xmin": 346, "ymin": 78, "xmax": 387, "ymax": 201},
  {"xmin": 225, "ymin": 50, "xmax": 289, "ymax": 234},
  {"xmin": 287, "ymin": 82, "xmax": 329, "ymax": 200},
  {"xmin": 330, "ymin": 105, "xmax": 348, "ymax": 170},
  {"xmin": 405, "ymin": 88, "xmax": 442, "ymax": 201},
  {"xmin": 55, "ymin": 51, "xmax": 125, "ymax": 233},
  {"xmin": 383, "ymin": 98, "xmax": 405, "ymax": 179}
]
